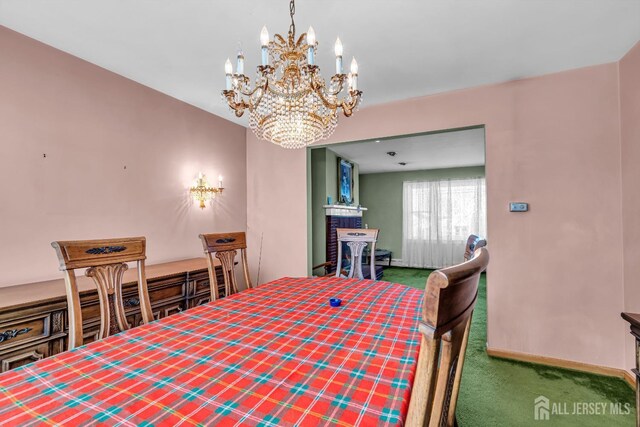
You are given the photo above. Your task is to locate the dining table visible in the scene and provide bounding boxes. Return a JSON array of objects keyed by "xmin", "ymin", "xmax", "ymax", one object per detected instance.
[{"xmin": 0, "ymin": 276, "xmax": 424, "ymax": 426}]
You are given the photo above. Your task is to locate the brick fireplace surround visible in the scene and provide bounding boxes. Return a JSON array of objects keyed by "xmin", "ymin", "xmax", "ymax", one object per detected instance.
[{"xmin": 324, "ymin": 205, "xmax": 365, "ymax": 274}]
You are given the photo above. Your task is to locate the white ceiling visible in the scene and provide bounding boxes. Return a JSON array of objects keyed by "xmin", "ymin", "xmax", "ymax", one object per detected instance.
[
  {"xmin": 1, "ymin": 1, "xmax": 638, "ymax": 127},
  {"xmin": 328, "ymin": 127, "xmax": 485, "ymax": 174}
]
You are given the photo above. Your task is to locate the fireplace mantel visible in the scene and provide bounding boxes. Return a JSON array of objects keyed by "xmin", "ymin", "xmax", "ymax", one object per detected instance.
[{"xmin": 323, "ymin": 204, "xmax": 367, "ymax": 217}]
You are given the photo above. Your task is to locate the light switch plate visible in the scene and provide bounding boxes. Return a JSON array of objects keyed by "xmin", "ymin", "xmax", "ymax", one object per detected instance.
[{"xmin": 510, "ymin": 202, "xmax": 528, "ymax": 212}]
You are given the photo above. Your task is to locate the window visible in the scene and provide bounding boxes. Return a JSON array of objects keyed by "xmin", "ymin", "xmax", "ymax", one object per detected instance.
[{"xmin": 402, "ymin": 177, "xmax": 486, "ymax": 268}]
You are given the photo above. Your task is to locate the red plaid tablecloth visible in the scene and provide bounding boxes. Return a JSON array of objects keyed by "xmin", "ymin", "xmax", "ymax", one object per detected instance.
[{"xmin": 0, "ymin": 276, "xmax": 423, "ymax": 426}]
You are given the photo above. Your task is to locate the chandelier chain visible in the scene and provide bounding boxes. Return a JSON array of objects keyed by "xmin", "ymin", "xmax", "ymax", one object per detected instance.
[{"xmin": 288, "ymin": 0, "xmax": 296, "ymax": 36}]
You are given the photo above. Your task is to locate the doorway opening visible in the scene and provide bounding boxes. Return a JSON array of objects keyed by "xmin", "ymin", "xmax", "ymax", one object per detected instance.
[{"xmin": 308, "ymin": 125, "xmax": 487, "ymax": 281}]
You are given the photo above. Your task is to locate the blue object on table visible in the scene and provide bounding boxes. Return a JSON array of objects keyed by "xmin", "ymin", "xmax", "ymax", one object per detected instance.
[
  {"xmin": 329, "ymin": 298, "xmax": 342, "ymax": 307},
  {"xmin": 327, "ymin": 196, "xmax": 332, "ymax": 205}
]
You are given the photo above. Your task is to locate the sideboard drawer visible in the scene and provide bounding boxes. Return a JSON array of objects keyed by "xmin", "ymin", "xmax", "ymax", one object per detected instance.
[
  {"xmin": 194, "ymin": 276, "xmax": 211, "ymax": 295},
  {"xmin": 0, "ymin": 314, "xmax": 51, "ymax": 351},
  {"xmin": 148, "ymin": 280, "xmax": 185, "ymax": 302},
  {"xmin": 78, "ymin": 281, "xmax": 186, "ymax": 323},
  {"xmin": 0, "ymin": 342, "xmax": 50, "ymax": 373},
  {"xmin": 194, "ymin": 277, "xmax": 227, "ymax": 298},
  {"xmin": 190, "ymin": 266, "xmax": 229, "ymax": 297},
  {"xmin": 188, "ymin": 295, "xmax": 211, "ymax": 309}
]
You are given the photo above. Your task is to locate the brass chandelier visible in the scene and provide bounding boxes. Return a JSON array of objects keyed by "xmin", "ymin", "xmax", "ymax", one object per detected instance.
[{"xmin": 222, "ymin": 0, "xmax": 362, "ymax": 149}]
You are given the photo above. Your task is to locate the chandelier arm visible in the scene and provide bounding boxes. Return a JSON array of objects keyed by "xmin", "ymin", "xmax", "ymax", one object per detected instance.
[
  {"xmin": 237, "ymin": 80, "xmax": 267, "ymax": 97},
  {"xmin": 226, "ymin": 88, "xmax": 265, "ymax": 114},
  {"xmin": 248, "ymin": 82, "xmax": 268, "ymax": 110},
  {"xmin": 237, "ymin": 88, "xmax": 255, "ymax": 97},
  {"xmin": 235, "ymin": 76, "xmax": 254, "ymax": 97},
  {"xmin": 307, "ymin": 66, "xmax": 346, "ymax": 96},
  {"xmin": 231, "ymin": 103, "xmax": 248, "ymax": 117},
  {"xmin": 236, "ymin": 65, "xmax": 272, "ymax": 97},
  {"xmin": 222, "ymin": 90, "xmax": 250, "ymax": 117},
  {"xmin": 249, "ymin": 69, "xmax": 274, "ymax": 108},
  {"xmin": 337, "ymin": 91, "xmax": 363, "ymax": 117},
  {"xmin": 311, "ymin": 82, "xmax": 340, "ymax": 110},
  {"xmin": 325, "ymin": 75, "xmax": 348, "ymax": 96}
]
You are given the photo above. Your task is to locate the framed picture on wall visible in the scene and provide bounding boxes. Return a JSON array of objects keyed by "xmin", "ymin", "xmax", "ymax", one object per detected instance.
[{"xmin": 338, "ymin": 158, "xmax": 354, "ymax": 204}]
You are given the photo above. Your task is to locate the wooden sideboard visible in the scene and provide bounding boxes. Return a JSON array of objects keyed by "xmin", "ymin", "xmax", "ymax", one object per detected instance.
[{"xmin": 0, "ymin": 258, "xmax": 224, "ymax": 373}]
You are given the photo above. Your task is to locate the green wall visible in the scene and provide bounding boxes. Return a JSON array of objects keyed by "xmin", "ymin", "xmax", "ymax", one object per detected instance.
[
  {"xmin": 359, "ymin": 166, "xmax": 485, "ymax": 261},
  {"xmin": 310, "ymin": 147, "xmax": 360, "ymax": 268},
  {"xmin": 324, "ymin": 148, "xmax": 359, "ymax": 206},
  {"xmin": 311, "ymin": 148, "xmax": 328, "ymax": 268}
]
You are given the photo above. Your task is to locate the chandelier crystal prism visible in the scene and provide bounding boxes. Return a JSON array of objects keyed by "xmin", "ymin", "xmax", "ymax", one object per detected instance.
[{"xmin": 222, "ymin": 0, "xmax": 362, "ymax": 149}]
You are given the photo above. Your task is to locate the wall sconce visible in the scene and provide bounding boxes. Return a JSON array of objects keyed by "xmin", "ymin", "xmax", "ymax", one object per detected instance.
[{"xmin": 189, "ymin": 172, "xmax": 223, "ymax": 209}]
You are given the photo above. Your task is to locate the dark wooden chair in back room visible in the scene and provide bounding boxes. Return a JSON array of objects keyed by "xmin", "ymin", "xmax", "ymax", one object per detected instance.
[
  {"xmin": 464, "ymin": 234, "xmax": 487, "ymax": 261},
  {"xmin": 406, "ymin": 246, "xmax": 490, "ymax": 427},
  {"xmin": 199, "ymin": 231, "xmax": 253, "ymax": 301},
  {"xmin": 51, "ymin": 236, "xmax": 154, "ymax": 351},
  {"xmin": 335, "ymin": 228, "xmax": 380, "ymax": 280}
]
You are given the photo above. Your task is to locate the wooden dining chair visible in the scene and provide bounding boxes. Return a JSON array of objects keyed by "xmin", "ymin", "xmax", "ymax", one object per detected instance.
[
  {"xmin": 406, "ymin": 246, "xmax": 489, "ymax": 427},
  {"xmin": 464, "ymin": 234, "xmax": 487, "ymax": 261},
  {"xmin": 51, "ymin": 236, "xmax": 154, "ymax": 351},
  {"xmin": 336, "ymin": 228, "xmax": 379, "ymax": 280},
  {"xmin": 312, "ymin": 260, "xmax": 347, "ymax": 278},
  {"xmin": 199, "ymin": 231, "xmax": 253, "ymax": 301}
]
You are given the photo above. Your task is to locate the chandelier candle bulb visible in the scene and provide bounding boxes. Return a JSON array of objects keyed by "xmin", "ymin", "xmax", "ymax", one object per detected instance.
[
  {"xmin": 307, "ymin": 46, "xmax": 315, "ymax": 66},
  {"xmin": 260, "ymin": 26, "xmax": 270, "ymax": 65},
  {"xmin": 334, "ymin": 37, "xmax": 343, "ymax": 74},
  {"xmin": 350, "ymin": 57, "xmax": 358, "ymax": 90},
  {"xmin": 224, "ymin": 58, "xmax": 233, "ymax": 90},
  {"xmin": 218, "ymin": 175, "xmax": 223, "ymax": 188},
  {"xmin": 350, "ymin": 57, "xmax": 358, "ymax": 74},
  {"xmin": 306, "ymin": 26, "xmax": 316, "ymax": 65},
  {"xmin": 236, "ymin": 50, "xmax": 244, "ymax": 75}
]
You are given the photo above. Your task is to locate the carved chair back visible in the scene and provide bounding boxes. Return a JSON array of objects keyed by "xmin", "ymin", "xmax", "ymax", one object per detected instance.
[
  {"xmin": 464, "ymin": 234, "xmax": 487, "ymax": 261},
  {"xmin": 199, "ymin": 231, "xmax": 253, "ymax": 300},
  {"xmin": 406, "ymin": 247, "xmax": 489, "ymax": 427},
  {"xmin": 336, "ymin": 228, "xmax": 380, "ymax": 280},
  {"xmin": 51, "ymin": 237, "xmax": 154, "ymax": 350}
]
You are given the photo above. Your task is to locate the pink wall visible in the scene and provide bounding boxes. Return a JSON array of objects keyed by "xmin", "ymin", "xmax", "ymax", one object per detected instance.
[
  {"xmin": 2, "ymin": 23, "xmax": 636, "ymax": 372},
  {"xmin": 0, "ymin": 26, "xmax": 248, "ymax": 287},
  {"xmin": 246, "ymin": 137, "xmax": 308, "ymax": 283},
  {"xmin": 248, "ymin": 63, "xmax": 627, "ymax": 369},
  {"xmin": 620, "ymin": 42, "xmax": 640, "ymax": 372}
]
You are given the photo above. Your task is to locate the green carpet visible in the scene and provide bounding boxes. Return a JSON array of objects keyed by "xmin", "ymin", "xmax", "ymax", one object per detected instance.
[{"xmin": 382, "ymin": 267, "xmax": 636, "ymax": 426}]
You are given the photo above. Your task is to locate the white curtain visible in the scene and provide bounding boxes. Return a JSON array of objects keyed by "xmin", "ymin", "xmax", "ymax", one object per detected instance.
[{"xmin": 402, "ymin": 177, "xmax": 486, "ymax": 268}]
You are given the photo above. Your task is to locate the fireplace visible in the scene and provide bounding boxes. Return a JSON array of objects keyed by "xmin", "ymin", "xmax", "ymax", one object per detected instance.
[{"xmin": 326, "ymin": 217, "xmax": 362, "ymax": 273}]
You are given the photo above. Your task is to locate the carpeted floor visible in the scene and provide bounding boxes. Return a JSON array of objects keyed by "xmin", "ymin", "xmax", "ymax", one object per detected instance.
[{"xmin": 382, "ymin": 267, "xmax": 636, "ymax": 426}]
